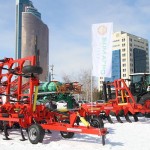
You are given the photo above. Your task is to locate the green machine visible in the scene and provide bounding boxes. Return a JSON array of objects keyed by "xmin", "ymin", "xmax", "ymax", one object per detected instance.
[
  {"xmin": 129, "ymin": 73, "xmax": 150, "ymax": 104},
  {"xmin": 37, "ymin": 81, "xmax": 81, "ymax": 109}
]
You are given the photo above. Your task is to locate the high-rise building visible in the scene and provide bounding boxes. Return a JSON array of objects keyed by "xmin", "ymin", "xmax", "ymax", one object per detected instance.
[
  {"xmin": 16, "ymin": 0, "xmax": 31, "ymax": 59},
  {"xmin": 99, "ymin": 31, "xmax": 149, "ymax": 90},
  {"xmin": 16, "ymin": 0, "xmax": 49, "ymax": 81}
]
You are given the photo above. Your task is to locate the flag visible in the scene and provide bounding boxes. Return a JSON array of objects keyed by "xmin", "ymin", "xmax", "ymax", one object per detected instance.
[{"xmin": 92, "ymin": 22, "xmax": 113, "ymax": 77}]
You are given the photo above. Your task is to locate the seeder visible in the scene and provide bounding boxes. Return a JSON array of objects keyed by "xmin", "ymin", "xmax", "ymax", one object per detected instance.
[
  {"xmin": 0, "ymin": 56, "xmax": 107, "ymax": 145},
  {"xmin": 78, "ymin": 79, "xmax": 150, "ymax": 124}
]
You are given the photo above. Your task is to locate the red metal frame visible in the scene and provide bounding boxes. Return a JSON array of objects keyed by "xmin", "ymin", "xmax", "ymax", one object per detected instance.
[
  {"xmin": 79, "ymin": 79, "xmax": 150, "ymax": 121},
  {"xmin": 0, "ymin": 56, "xmax": 107, "ymax": 144}
]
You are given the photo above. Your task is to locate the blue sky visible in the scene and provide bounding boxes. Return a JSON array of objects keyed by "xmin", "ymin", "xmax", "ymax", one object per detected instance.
[{"xmin": 0, "ymin": 0, "xmax": 150, "ymax": 80}]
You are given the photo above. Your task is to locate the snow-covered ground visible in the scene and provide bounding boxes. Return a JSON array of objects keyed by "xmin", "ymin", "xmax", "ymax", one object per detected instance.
[{"xmin": 0, "ymin": 116, "xmax": 149, "ymax": 150}]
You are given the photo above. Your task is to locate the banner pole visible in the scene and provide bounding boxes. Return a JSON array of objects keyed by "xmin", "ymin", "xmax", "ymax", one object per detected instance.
[{"xmin": 91, "ymin": 73, "xmax": 93, "ymax": 102}]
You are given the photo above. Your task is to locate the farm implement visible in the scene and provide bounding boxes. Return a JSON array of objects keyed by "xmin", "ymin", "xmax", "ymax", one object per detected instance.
[
  {"xmin": 78, "ymin": 79, "xmax": 150, "ymax": 124},
  {"xmin": 0, "ymin": 56, "xmax": 107, "ymax": 145}
]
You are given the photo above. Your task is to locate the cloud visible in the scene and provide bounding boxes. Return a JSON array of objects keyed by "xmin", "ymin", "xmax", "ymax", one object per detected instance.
[
  {"xmin": 1, "ymin": 0, "xmax": 150, "ymax": 81},
  {"xmin": 34, "ymin": 0, "xmax": 150, "ymax": 81}
]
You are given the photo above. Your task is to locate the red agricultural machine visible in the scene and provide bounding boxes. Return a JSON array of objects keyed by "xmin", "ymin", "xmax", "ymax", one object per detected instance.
[
  {"xmin": 78, "ymin": 79, "xmax": 150, "ymax": 124},
  {"xmin": 0, "ymin": 56, "xmax": 107, "ymax": 145}
]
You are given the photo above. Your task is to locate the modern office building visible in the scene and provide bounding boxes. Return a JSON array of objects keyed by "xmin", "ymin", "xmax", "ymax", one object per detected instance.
[
  {"xmin": 16, "ymin": 0, "xmax": 31, "ymax": 59},
  {"xmin": 16, "ymin": 0, "xmax": 49, "ymax": 81},
  {"xmin": 98, "ymin": 31, "xmax": 149, "ymax": 90}
]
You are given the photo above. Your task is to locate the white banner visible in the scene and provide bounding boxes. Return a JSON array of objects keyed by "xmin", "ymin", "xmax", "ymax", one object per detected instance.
[{"xmin": 92, "ymin": 22, "xmax": 113, "ymax": 77}]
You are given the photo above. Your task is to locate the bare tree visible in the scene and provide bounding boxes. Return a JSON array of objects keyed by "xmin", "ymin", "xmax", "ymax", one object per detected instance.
[
  {"xmin": 77, "ymin": 69, "xmax": 91, "ymax": 100},
  {"xmin": 61, "ymin": 69, "xmax": 99, "ymax": 101},
  {"xmin": 61, "ymin": 73, "xmax": 72, "ymax": 83}
]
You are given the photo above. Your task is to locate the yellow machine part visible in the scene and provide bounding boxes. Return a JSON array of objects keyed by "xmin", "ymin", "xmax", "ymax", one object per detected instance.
[
  {"xmin": 77, "ymin": 112, "xmax": 90, "ymax": 127},
  {"xmin": 33, "ymin": 86, "xmax": 39, "ymax": 111}
]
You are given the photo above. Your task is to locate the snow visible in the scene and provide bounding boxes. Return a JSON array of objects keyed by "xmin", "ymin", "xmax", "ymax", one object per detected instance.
[{"xmin": 0, "ymin": 116, "xmax": 150, "ymax": 150}]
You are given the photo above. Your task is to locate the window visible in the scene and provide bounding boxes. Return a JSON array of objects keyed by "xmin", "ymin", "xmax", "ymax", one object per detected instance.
[
  {"xmin": 123, "ymin": 69, "xmax": 126, "ymax": 72},
  {"xmin": 122, "ymin": 59, "xmax": 126, "ymax": 62},
  {"xmin": 130, "ymin": 69, "xmax": 133, "ymax": 72},
  {"xmin": 123, "ymin": 74, "xmax": 126, "ymax": 77},
  {"xmin": 100, "ymin": 81, "xmax": 103, "ymax": 84},
  {"xmin": 122, "ymin": 43, "xmax": 125, "ymax": 47},
  {"xmin": 122, "ymin": 48, "xmax": 125, "ymax": 52},
  {"xmin": 122, "ymin": 53, "xmax": 126, "ymax": 57},
  {"xmin": 122, "ymin": 64, "xmax": 126, "ymax": 67},
  {"xmin": 130, "ymin": 63, "xmax": 133, "ymax": 67},
  {"xmin": 122, "ymin": 38, "xmax": 125, "ymax": 42}
]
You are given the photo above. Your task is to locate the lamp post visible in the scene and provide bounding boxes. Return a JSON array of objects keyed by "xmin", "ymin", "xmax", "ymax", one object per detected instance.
[{"xmin": 49, "ymin": 64, "xmax": 54, "ymax": 81}]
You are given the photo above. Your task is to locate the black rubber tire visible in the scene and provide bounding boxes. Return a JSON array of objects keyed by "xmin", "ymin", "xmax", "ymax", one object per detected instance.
[
  {"xmin": 22, "ymin": 65, "xmax": 43, "ymax": 75},
  {"xmin": 90, "ymin": 118, "xmax": 105, "ymax": 145},
  {"xmin": 60, "ymin": 120, "xmax": 74, "ymax": 138},
  {"xmin": 28, "ymin": 124, "xmax": 45, "ymax": 144},
  {"xmin": 90, "ymin": 118, "xmax": 104, "ymax": 128},
  {"xmin": 139, "ymin": 94, "xmax": 150, "ymax": 105},
  {"xmin": 60, "ymin": 131, "xmax": 74, "ymax": 138}
]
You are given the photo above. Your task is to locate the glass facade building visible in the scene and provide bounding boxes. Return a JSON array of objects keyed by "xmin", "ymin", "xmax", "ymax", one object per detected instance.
[
  {"xmin": 16, "ymin": 0, "xmax": 31, "ymax": 59},
  {"xmin": 133, "ymin": 48, "xmax": 146, "ymax": 73},
  {"xmin": 99, "ymin": 31, "xmax": 149, "ymax": 90},
  {"xmin": 111, "ymin": 50, "xmax": 121, "ymax": 81},
  {"xmin": 16, "ymin": 0, "xmax": 49, "ymax": 81},
  {"xmin": 105, "ymin": 50, "xmax": 121, "ymax": 82}
]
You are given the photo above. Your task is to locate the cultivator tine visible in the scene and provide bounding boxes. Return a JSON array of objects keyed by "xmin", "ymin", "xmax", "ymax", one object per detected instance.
[
  {"xmin": 3, "ymin": 122, "xmax": 11, "ymax": 140},
  {"xmin": 106, "ymin": 115, "xmax": 113, "ymax": 124},
  {"xmin": 133, "ymin": 114, "xmax": 138, "ymax": 122},
  {"xmin": 124, "ymin": 113, "xmax": 132, "ymax": 123},
  {"xmin": 0, "ymin": 121, "xmax": 3, "ymax": 132},
  {"xmin": 116, "ymin": 115, "xmax": 123, "ymax": 123},
  {"xmin": 47, "ymin": 130, "xmax": 52, "ymax": 134},
  {"xmin": 102, "ymin": 135, "xmax": 105, "ymax": 145},
  {"xmin": 20, "ymin": 128, "xmax": 27, "ymax": 141}
]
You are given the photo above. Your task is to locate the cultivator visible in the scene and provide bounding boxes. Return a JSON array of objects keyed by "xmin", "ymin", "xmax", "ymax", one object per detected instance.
[
  {"xmin": 0, "ymin": 56, "xmax": 107, "ymax": 145},
  {"xmin": 79, "ymin": 79, "xmax": 150, "ymax": 124}
]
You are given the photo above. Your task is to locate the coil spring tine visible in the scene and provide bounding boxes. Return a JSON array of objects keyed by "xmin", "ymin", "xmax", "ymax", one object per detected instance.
[
  {"xmin": 107, "ymin": 115, "xmax": 114, "ymax": 124},
  {"xmin": 125, "ymin": 113, "xmax": 132, "ymax": 123},
  {"xmin": 133, "ymin": 114, "xmax": 138, "ymax": 122},
  {"xmin": 0, "ymin": 121, "xmax": 3, "ymax": 132},
  {"xmin": 20, "ymin": 128, "xmax": 27, "ymax": 141},
  {"xmin": 3, "ymin": 122, "xmax": 11, "ymax": 140},
  {"xmin": 116, "ymin": 115, "xmax": 123, "ymax": 123}
]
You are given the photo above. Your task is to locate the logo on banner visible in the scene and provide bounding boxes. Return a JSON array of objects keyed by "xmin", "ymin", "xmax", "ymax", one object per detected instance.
[
  {"xmin": 92, "ymin": 22, "xmax": 113, "ymax": 78},
  {"xmin": 97, "ymin": 25, "xmax": 107, "ymax": 35}
]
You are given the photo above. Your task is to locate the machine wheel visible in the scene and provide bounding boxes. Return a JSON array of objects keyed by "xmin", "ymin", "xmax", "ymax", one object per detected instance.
[
  {"xmin": 60, "ymin": 120, "xmax": 74, "ymax": 138},
  {"xmin": 22, "ymin": 65, "xmax": 43, "ymax": 75},
  {"xmin": 90, "ymin": 118, "xmax": 105, "ymax": 145},
  {"xmin": 139, "ymin": 94, "xmax": 150, "ymax": 105},
  {"xmin": 90, "ymin": 117, "xmax": 104, "ymax": 128},
  {"xmin": 60, "ymin": 131, "xmax": 74, "ymax": 138},
  {"xmin": 28, "ymin": 124, "xmax": 45, "ymax": 144}
]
